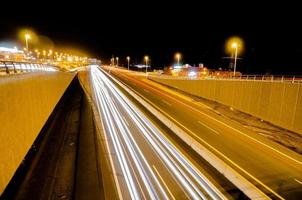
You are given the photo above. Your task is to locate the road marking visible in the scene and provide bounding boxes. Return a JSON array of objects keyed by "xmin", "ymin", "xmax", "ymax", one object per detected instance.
[
  {"xmin": 152, "ymin": 165, "xmax": 176, "ymax": 200},
  {"xmin": 162, "ymin": 100, "xmax": 172, "ymax": 106},
  {"xmin": 122, "ymin": 116, "xmax": 130, "ymax": 127},
  {"xmin": 197, "ymin": 121, "xmax": 219, "ymax": 135},
  {"xmin": 121, "ymin": 82, "xmax": 283, "ymax": 199},
  {"xmin": 295, "ymin": 179, "xmax": 302, "ymax": 185},
  {"xmin": 134, "ymin": 75, "xmax": 302, "ymax": 166}
]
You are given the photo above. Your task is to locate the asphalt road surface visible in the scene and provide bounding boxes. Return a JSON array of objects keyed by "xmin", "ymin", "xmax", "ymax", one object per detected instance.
[
  {"xmin": 90, "ymin": 67, "xmax": 235, "ymax": 200},
  {"xmin": 108, "ymin": 67, "xmax": 302, "ymax": 200}
]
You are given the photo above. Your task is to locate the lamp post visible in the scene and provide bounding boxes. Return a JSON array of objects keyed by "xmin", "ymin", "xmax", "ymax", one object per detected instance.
[
  {"xmin": 232, "ymin": 42, "xmax": 238, "ymax": 77},
  {"xmin": 144, "ymin": 56, "xmax": 149, "ymax": 73},
  {"xmin": 127, "ymin": 56, "xmax": 130, "ymax": 70},
  {"xmin": 116, "ymin": 57, "xmax": 119, "ymax": 67},
  {"xmin": 175, "ymin": 53, "xmax": 181, "ymax": 65},
  {"xmin": 25, "ymin": 33, "xmax": 31, "ymax": 54}
]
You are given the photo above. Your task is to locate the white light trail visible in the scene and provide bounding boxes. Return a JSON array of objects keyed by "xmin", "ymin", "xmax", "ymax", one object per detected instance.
[{"xmin": 90, "ymin": 66, "xmax": 226, "ymax": 200}]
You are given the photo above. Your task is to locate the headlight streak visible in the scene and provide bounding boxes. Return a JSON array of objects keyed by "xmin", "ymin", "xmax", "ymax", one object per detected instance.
[
  {"xmin": 90, "ymin": 67, "xmax": 226, "ymax": 200},
  {"xmin": 92, "ymin": 77, "xmax": 140, "ymax": 200},
  {"xmin": 92, "ymin": 70, "xmax": 166, "ymax": 200},
  {"xmin": 99, "ymin": 80, "xmax": 166, "ymax": 200},
  {"xmin": 101, "ymin": 69, "xmax": 226, "ymax": 199},
  {"xmin": 100, "ymin": 70, "xmax": 219, "ymax": 200}
]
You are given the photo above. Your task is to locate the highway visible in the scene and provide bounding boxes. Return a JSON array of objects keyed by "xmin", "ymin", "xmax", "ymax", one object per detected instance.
[
  {"xmin": 107, "ymin": 67, "xmax": 302, "ymax": 199},
  {"xmin": 90, "ymin": 67, "xmax": 230, "ymax": 200}
]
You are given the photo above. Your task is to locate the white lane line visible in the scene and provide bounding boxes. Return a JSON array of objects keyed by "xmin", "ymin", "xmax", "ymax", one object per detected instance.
[
  {"xmin": 122, "ymin": 116, "xmax": 130, "ymax": 127},
  {"xmin": 197, "ymin": 121, "xmax": 219, "ymax": 135},
  {"xmin": 162, "ymin": 100, "xmax": 172, "ymax": 106},
  {"xmin": 295, "ymin": 179, "xmax": 302, "ymax": 185},
  {"xmin": 152, "ymin": 165, "xmax": 176, "ymax": 200},
  {"xmin": 143, "ymin": 89, "xmax": 150, "ymax": 93}
]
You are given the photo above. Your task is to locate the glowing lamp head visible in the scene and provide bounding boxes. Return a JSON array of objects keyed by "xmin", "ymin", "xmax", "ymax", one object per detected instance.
[
  {"xmin": 25, "ymin": 34, "xmax": 31, "ymax": 40},
  {"xmin": 231, "ymin": 42, "xmax": 238, "ymax": 48},
  {"xmin": 127, "ymin": 56, "xmax": 130, "ymax": 61},
  {"xmin": 144, "ymin": 56, "xmax": 149, "ymax": 61},
  {"xmin": 226, "ymin": 36, "xmax": 244, "ymax": 55}
]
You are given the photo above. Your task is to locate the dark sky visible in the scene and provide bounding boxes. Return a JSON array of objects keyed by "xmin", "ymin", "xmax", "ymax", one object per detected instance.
[{"xmin": 1, "ymin": 2, "xmax": 302, "ymax": 75}]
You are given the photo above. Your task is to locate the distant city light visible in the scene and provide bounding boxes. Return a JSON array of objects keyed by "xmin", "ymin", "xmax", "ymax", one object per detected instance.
[{"xmin": 188, "ymin": 71, "xmax": 197, "ymax": 77}]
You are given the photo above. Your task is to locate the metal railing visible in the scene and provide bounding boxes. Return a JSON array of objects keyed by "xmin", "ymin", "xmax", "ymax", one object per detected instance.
[
  {"xmin": 148, "ymin": 74, "xmax": 302, "ymax": 83},
  {"xmin": 0, "ymin": 61, "xmax": 57, "ymax": 75}
]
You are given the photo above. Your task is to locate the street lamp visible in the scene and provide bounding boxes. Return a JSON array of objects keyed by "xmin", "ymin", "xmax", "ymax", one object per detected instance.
[
  {"xmin": 127, "ymin": 56, "xmax": 130, "ymax": 70},
  {"xmin": 232, "ymin": 42, "xmax": 238, "ymax": 77},
  {"xmin": 144, "ymin": 56, "xmax": 149, "ymax": 73},
  {"xmin": 175, "ymin": 53, "xmax": 181, "ymax": 65},
  {"xmin": 25, "ymin": 33, "xmax": 31, "ymax": 53},
  {"xmin": 226, "ymin": 36, "xmax": 243, "ymax": 77},
  {"xmin": 116, "ymin": 57, "xmax": 119, "ymax": 67}
]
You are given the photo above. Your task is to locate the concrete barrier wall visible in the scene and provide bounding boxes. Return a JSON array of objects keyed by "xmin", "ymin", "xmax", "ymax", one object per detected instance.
[
  {"xmin": 0, "ymin": 72, "xmax": 75, "ymax": 193},
  {"xmin": 149, "ymin": 76, "xmax": 302, "ymax": 135}
]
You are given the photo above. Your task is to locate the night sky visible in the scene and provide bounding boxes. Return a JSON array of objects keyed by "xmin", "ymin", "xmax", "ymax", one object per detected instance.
[{"xmin": 1, "ymin": 2, "xmax": 302, "ymax": 75}]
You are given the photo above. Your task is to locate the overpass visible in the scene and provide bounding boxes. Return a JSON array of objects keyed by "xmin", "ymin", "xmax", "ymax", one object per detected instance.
[{"xmin": 1, "ymin": 65, "xmax": 302, "ymax": 199}]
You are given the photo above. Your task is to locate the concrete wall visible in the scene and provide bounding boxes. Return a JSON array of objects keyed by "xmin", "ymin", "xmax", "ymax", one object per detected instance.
[
  {"xmin": 0, "ymin": 72, "xmax": 75, "ymax": 193},
  {"xmin": 149, "ymin": 76, "xmax": 302, "ymax": 135}
]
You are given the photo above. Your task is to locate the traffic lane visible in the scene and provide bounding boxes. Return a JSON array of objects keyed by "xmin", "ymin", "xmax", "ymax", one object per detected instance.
[
  {"xmin": 112, "ymin": 70, "xmax": 302, "ymax": 198},
  {"xmin": 126, "ymin": 74, "xmax": 302, "ymax": 198},
  {"xmin": 118, "ymin": 71, "xmax": 302, "ymax": 167},
  {"xmin": 107, "ymin": 71, "xmax": 243, "ymax": 199},
  {"xmin": 141, "ymin": 74, "xmax": 302, "ymax": 164},
  {"xmin": 105, "ymin": 74, "xmax": 225, "ymax": 200},
  {"xmin": 94, "ymin": 74, "xmax": 171, "ymax": 199},
  {"xmin": 91, "ymin": 69, "xmax": 223, "ymax": 198},
  {"xmin": 113, "ymin": 100, "xmax": 192, "ymax": 200}
]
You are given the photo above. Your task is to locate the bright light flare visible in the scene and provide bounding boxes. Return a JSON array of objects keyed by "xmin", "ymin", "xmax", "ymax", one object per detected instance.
[{"xmin": 225, "ymin": 36, "xmax": 244, "ymax": 55}]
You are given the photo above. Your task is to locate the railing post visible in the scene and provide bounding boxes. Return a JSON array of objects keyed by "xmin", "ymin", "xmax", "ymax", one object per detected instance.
[
  {"xmin": 292, "ymin": 76, "xmax": 295, "ymax": 83},
  {"xmin": 5, "ymin": 63, "xmax": 9, "ymax": 74},
  {"xmin": 13, "ymin": 63, "xmax": 17, "ymax": 73}
]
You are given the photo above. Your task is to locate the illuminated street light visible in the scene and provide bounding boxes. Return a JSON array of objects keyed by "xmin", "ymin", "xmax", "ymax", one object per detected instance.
[
  {"xmin": 116, "ymin": 57, "xmax": 119, "ymax": 67},
  {"xmin": 226, "ymin": 36, "xmax": 244, "ymax": 77},
  {"xmin": 25, "ymin": 33, "xmax": 31, "ymax": 53},
  {"xmin": 127, "ymin": 56, "xmax": 130, "ymax": 70},
  {"xmin": 144, "ymin": 55, "xmax": 149, "ymax": 73},
  {"xmin": 175, "ymin": 53, "xmax": 181, "ymax": 65}
]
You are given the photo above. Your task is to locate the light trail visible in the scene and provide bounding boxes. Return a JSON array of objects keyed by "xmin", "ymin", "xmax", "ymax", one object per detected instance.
[{"xmin": 90, "ymin": 66, "xmax": 226, "ymax": 200}]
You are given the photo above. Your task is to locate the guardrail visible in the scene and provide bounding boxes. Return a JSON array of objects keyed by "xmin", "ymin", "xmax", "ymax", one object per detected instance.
[
  {"xmin": 149, "ymin": 74, "xmax": 302, "ymax": 83},
  {"xmin": 0, "ymin": 61, "xmax": 57, "ymax": 75}
]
